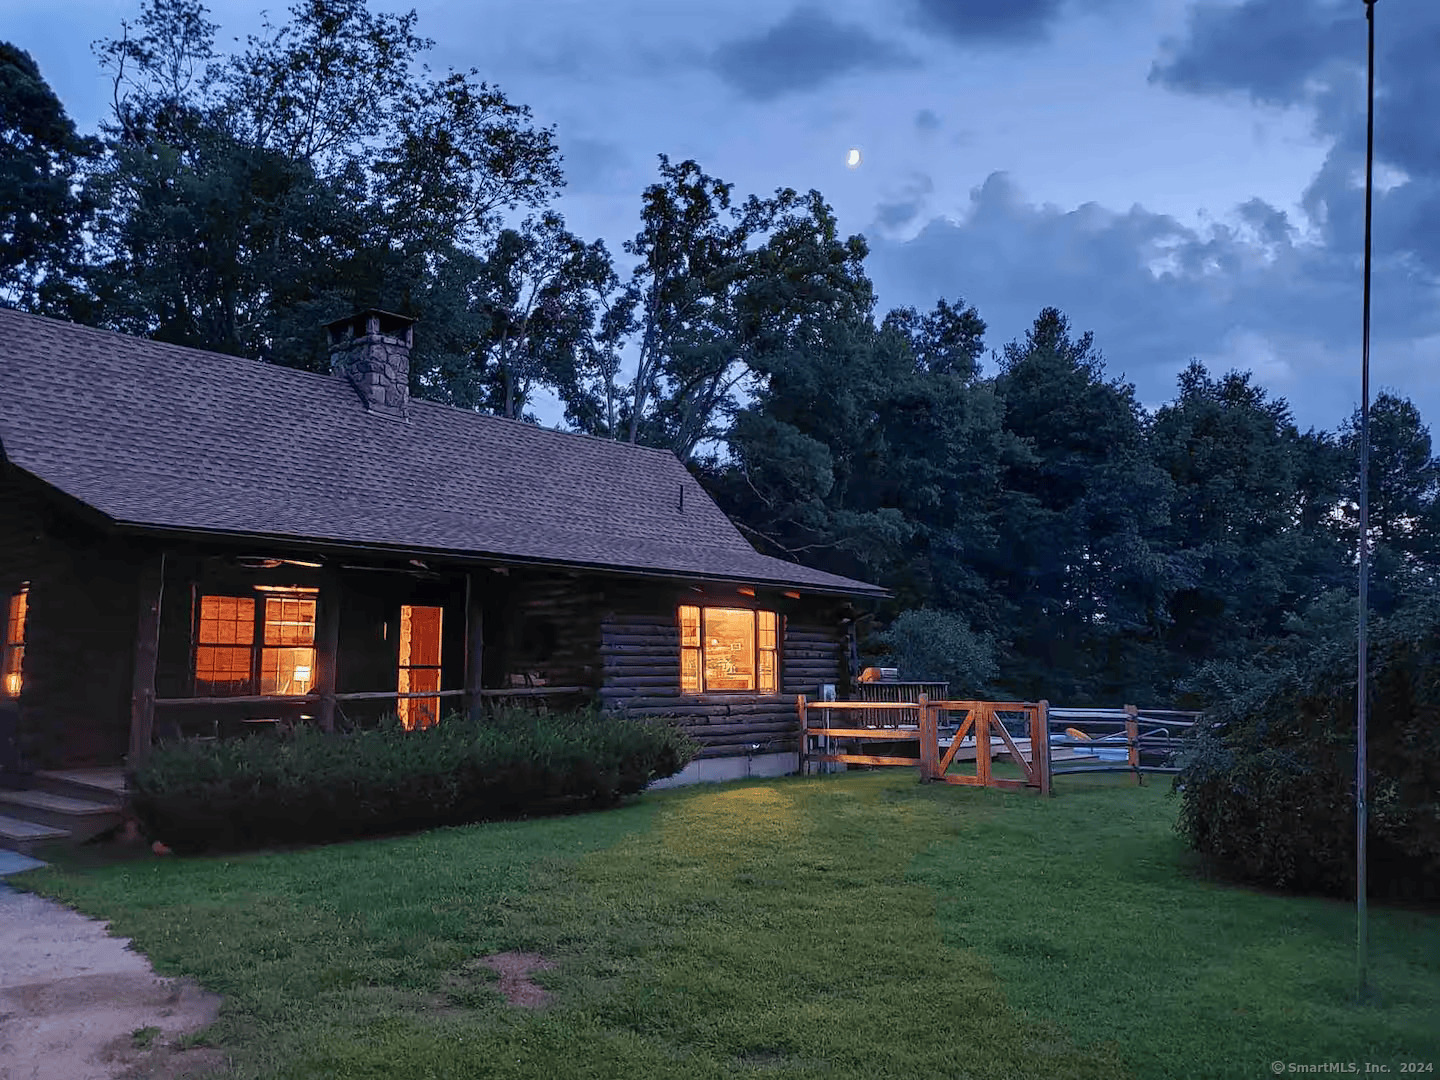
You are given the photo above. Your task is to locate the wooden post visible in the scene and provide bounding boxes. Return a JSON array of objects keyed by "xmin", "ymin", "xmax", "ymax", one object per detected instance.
[
  {"xmin": 917, "ymin": 692, "xmax": 934, "ymax": 781},
  {"xmin": 796, "ymin": 694, "xmax": 808, "ymax": 776},
  {"xmin": 976, "ymin": 702, "xmax": 992, "ymax": 788},
  {"xmin": 1125, "ymin": 704, "xmax": 1141, "ymax": 785},
  {"xmin": 1033, "ymin": 701, "xmax": 1052, "ymax": 796},
  {"xmin": 314, "ymin": 570, "xmax": 341, "ymax": 733},
  {"xmin": 128, "ymin": 552, "xmax": 165, "ymax": 766},
  {"xmin": 464, "ymin": 570, "xmax": 485, "ymax": 722}
]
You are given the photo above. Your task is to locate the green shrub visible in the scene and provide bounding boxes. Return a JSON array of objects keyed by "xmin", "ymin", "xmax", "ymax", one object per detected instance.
[
  {"xmin": 875, "ymin": 608, "xmax": 998, "ymax": 695},
  {"xmin": 1175, "ymin": 589, "xmax": 1440, "ymax": 898},
  {"xmin": 129, "ymin": 707, "xmax": 699, "ymax": 853}
]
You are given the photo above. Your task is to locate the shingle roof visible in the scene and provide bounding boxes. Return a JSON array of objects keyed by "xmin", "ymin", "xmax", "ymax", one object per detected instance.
[{"xmin": 0, "ymin": 308, "xmax": 883, "ymax": 596}]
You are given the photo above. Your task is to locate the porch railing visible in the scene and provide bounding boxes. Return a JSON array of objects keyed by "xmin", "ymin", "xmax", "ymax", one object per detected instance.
[
  {"xmin": 147, "ymin": 686, "xmax": 590, "ymax": 745},
  {"xmin": 152, "ymin": 686, "xmax": 586, "ymax": 708}
]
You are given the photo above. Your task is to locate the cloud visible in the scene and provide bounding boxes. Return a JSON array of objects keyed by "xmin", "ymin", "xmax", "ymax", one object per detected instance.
[
  {"xmin": 907, "ymin": 0, "xmax": 1100, "ymax": 44},
  {"xmin": 914, "ymin": 107, "xmax": 942, "ymax": 132},
  {"xmin": 1151, "ymin": 0, "xmax": 1440, "ymax": 283},
  {"xmin": 709, "ymin": 6, "xmax": 918, "ymax": 101},
  {"xmin": 873, "ymin": 173, "xmax": 936, "ymax": 234},
  {"xmin": 1149, "ymin": 0, "xmax": 1357, "ymax": 107},
  {"xmin": 864, "ymin": 172, "xmax": 1440, "ymax": 430}
]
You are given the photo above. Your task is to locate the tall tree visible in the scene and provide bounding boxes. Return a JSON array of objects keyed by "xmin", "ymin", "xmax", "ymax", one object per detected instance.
[
  {"xmin": 711, "ymin": 314, "xmax": 917, "ymax": 584},
  {"xmin": 557, "ymin": 270, "xmax": 634, "ymax": 439},
  {"xmin": 1152, "ymin": 363, "xmax": 1299, "ymax": 660},
  {"xmin": 467, "ymin": 212, "xmax": 618, "ymax": 419},
  {"xmin": 881, "ymin": 297, "xmax": 986, "ymax": 379},
  {"xmin": 80, "ymin": 0, "xmax": 571, "ymax": 387},
  {"xmin": 614, "ymin": 155, "xmax": 803, "ymax": 455},
  {"xmin": 1339, "ymin": 392, "xmax": 1440, "ymax": 608},
  {"xmin": 875, "ymin": 299, "xmax": 1011, "ymax": 621},
  {"xmin": 219, "ymin": 0, "xmax": 427, "ymax": 170},
  {"xmin": 0, "ymin": 43, "xmax": 98, "ymax": 311},
  {"xmin": 988, "ymin": 308, "xmax": 1174, "ymax": 700}
]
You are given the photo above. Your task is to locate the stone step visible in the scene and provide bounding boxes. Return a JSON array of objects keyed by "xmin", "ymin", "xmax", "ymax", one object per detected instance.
[
  {"xmin": 0, "ymin": 788, "xmax": 123, "ymax": 823},
  {"xmin": 31, "ymin": 768, "xmax": 128, "ymax": 802},
  {"xmin": 0, "ymin": 790, "xmax": 124, "ymax": 844},
  {"xmin": 0, "ymin": 813, "xmax": 69, "ymax": 856}
]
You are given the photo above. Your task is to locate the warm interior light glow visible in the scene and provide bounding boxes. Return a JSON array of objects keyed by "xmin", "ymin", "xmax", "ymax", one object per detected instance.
[
  {"xmin": 195, "ymin": 595, "xmax": 255, "ymax": 694},
  {"xmin": 703, "ymin": 608, "xmax": 756, "ymax": 690},
  {"xmin": 398, "ymin": 604, "xmax": 443, "ymax": 730},
  {"xmin": 678, "ymin": 606, "xmax": 780, "ymax": 694},
  {"xmin": 3, "ymin": 586, "xmax": 27, "ymax": 698},
  {"xmin": 758, "ymin": 610, "xmax": 778, "ymax": 693},
  {"xmin": 679, "ymin": 605, "xmax": 701, "ymax": 693},
  {"xmin": 261, "ymin": 595, "xmax": 317, "ymax": 694},
  {"xmin": 737, "ymin": 586, "xmax": 756, "ymax": 597},
  {"xmin": 195, "ymin": 591, "xmax": 316, "ymax": 695}
]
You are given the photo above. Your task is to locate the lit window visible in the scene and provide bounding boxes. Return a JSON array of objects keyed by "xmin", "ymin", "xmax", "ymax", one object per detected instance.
[
  {"xmin": 194, "ymin": 591, "xmax": 316, "ymax": 696},
  {"xmin": 2, "ymin": 586, "xmax": 28, "ymax": 698},
  {"xmin": 677, "ymin": 605, "xmax": 780, "ymax": 694},
  {"xmin": 195, "ymin": 596, "xmax": 255, "ymax": 695},
  {"xmin": 260, "ymin": 596, "xmax": 316, "ymax": 695},
  {"xmin": 398, "ymin": 604, "xmax": 443, "ymax": 730}
]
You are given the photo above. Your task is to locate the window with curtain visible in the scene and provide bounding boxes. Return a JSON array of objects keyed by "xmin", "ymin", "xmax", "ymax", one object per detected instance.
[
  {"xmin": 678, "ymin": 605, "xmax": 779, "ymax": 694},
  {"xmin": 2, "ymin": 586, "xmax": 28, "ymax": 698},
  {"xmin": 194, "ymin": 591, "xmax": 316, "ymax": 696},
  {"xmin": 398, "ymin": 604, "xmax": 443, "ymax": 730}
]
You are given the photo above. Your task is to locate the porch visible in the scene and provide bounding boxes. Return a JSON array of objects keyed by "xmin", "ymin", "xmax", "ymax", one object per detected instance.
[{"xmin": 6, "ymin": 540, "xmax": 603, "ymax": 778}]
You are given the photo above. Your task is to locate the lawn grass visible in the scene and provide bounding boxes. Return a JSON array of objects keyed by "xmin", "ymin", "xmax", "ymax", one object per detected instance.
[{"xmin": 11, "ymin": 770, "xmax": 1440, "ymax": 1079}]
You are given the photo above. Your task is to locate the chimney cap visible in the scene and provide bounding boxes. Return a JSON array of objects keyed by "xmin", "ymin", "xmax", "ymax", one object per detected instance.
[
  {"xmin": 325, "ymin": 308, "xmax": 416, "ymax": 346},
  {"xmin": 324, "ymin": 307, "xmax": 416, "ymax": 330}
]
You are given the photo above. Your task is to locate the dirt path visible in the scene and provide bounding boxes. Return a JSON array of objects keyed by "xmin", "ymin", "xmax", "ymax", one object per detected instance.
[{"xmin": 0, "ymin": 871, "xmax": 224, "ymax": 1080}]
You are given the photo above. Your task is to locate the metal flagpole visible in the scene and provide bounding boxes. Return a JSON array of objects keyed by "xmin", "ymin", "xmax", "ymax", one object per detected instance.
[{"xmin": 1356, "ymin": 0, "xmax": 1378, "ymax": 1003}]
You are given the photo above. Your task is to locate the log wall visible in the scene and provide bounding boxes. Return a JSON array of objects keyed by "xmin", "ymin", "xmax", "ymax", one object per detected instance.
[
  {"xmin": 0, "ymin": 467, "xmax": 141, "ymax": 768},
  {"xmin": 487, "ymin": 570, "xmax": 603, "ymax": 693},
  {"xmin": 596, "ymin": 580, "xmax": 846, "ymax": 760}
]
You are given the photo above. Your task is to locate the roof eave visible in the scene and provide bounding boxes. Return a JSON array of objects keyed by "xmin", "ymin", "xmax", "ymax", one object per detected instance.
[
  {"xmin": 3, "ymin": 462, "xmax": 122, "ymax": 535},
  {"xmin": 107, "ymin": 519, "xmax": 891, "ymax": 599}
]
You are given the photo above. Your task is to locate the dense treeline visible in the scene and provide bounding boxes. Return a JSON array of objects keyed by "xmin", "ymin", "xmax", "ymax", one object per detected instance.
[{"xmin": 5, "ymin": 0, "xmax": 1438, "ymax": 707}]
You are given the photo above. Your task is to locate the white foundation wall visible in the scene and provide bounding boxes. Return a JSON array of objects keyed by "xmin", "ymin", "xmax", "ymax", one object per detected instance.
[{"xmin": 647, "ymin": 751, "xmax": 799, "ymax": 788}]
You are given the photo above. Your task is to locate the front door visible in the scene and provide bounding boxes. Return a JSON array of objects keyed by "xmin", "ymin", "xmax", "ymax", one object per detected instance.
[{"xmin": 397, "ymin": 604, "xmax": 443, "ymax": 729}]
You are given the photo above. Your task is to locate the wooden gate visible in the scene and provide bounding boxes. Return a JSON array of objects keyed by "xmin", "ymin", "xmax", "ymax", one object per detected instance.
[
  {"xmin": 797, "ymin": 695, "xmax": 1052, "ymax": 795},
  {"xmin": 918, "ymin": 699, "xmax": 1050, "ymax": 795}
]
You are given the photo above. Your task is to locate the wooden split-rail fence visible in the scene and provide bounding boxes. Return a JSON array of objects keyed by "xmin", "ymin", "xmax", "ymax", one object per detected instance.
[{"xmin": 796, "ymin": 695, "xmax": 1199, "ymax": 795}]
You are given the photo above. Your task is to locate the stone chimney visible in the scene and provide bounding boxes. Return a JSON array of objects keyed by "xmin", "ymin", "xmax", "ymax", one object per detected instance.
[{"xmin": 326, "ymin": 309, "xmax": 416, "ymax": 421}]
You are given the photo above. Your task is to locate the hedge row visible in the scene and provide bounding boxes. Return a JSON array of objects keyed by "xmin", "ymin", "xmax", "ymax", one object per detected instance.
[
  {"xmin": 129, "ymin": 707, "xmax": 698, "ymax": 852},
  {"xmin": 1174, "ymin": 591, "xmax": 1440, "ymax": 899}
]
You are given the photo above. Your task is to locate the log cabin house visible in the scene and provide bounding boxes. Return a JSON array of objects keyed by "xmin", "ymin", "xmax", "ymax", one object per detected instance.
[{"xmin": 0, "ymin": 306, "xmax": 884, "ymax": 792}]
